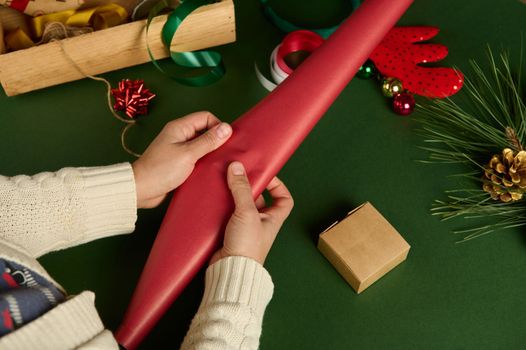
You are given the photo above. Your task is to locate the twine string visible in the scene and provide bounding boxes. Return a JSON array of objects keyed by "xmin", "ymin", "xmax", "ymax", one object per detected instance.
[
  {"xmin": 51, "ymin": 22, "xmax": 142, "ymax": 157},
  {"xmin": 39, "ymin": 22, "xmax": 93, "ymax": 44}
]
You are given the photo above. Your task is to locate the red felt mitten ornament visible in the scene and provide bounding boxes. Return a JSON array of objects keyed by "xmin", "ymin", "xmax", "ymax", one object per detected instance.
[{"xmin": 369, "ymin": 26, "xmax": 463, "ymax": 98}]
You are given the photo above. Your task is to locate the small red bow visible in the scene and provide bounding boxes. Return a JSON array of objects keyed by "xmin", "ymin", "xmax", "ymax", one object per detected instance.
[{"xmin": 111, "ymin": 79, "xmax": 156, "ymax": 119}]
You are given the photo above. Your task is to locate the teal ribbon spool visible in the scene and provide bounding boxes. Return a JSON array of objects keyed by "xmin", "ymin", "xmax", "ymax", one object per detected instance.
[
  {"xmin": 147, "ymin": 0, "xmax": 225, "ymax": 86},
  {"xmin": 260, "ymin": 0, "xmax": 361, "ymax": 39}
]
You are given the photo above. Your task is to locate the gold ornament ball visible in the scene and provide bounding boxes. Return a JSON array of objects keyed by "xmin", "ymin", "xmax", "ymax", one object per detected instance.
[{"xmin": 381, "ymin": 77, "xmax": 404, "ymax": 97}]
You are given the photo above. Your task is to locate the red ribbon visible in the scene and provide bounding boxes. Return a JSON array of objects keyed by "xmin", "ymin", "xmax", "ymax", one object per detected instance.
[
  {"xmin": 256, "ymin": 30, "xmax": 325, "ymax": 91},
  {"xmin": 8, "ymin": 0, "xmax": 30, "ymax": 13},
  {"xmin": 276, "ymin": 30, "xmax": 324, "ymax": 74}
]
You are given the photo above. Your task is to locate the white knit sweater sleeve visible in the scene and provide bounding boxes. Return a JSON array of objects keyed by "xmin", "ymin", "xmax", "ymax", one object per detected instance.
[
  {"xmin": 181, "ymin": 256, "xmax": 274, "ymax": 350},
  {"xmin": 0, "ymin": 163, "xmax": 137, "ymax": 258}
]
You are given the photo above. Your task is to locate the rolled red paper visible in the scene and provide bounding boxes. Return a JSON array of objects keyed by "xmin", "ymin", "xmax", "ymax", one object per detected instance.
[{"xmin": 116, "ymin": 0, "xmax": 413, "ymax": 348}]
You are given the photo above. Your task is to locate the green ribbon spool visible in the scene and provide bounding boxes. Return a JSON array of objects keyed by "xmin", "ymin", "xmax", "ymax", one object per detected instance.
[
  {"xmin": 260, "ymin": 0, "xmax": 361, "ymax": 39},
  {"xmin": 147, "ymin": 0, "xmax": 225, "ymax": 86}
]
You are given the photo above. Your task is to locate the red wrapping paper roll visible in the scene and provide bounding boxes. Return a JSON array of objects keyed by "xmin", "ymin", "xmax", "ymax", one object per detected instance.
[{"xmin": 116, "ymin": 0, "xmax": 413, "ymax": 348}]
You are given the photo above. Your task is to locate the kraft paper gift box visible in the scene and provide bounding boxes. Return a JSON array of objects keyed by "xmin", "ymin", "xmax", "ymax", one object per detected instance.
[
  {"xmin": 318, "ymin": 202, "xmax": 410, "ymax": 293},
  {"xmin": 0, "ymin": 0, "xmax": 235, "ymax": 96}
]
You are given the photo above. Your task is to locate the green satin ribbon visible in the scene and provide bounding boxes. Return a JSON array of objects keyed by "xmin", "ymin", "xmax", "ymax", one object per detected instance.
[
  {"xmin": 260, "ymin": 0, "xmax": 361, "ymax": 39},
  {"xmin": 147, "ymin": 0, "xmax": 225, "ymax": 86}
]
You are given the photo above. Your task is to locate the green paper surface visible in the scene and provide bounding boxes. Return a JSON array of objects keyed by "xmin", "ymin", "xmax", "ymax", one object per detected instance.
[{"xmin": 1, "ymin": 0, "xmax": 526, "ymax": 348}]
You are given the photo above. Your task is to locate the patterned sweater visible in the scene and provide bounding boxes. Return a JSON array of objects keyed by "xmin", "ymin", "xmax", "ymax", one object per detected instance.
[{"xmin": 0, "ymin": 163, "xmax": 273, "ymax": 349}]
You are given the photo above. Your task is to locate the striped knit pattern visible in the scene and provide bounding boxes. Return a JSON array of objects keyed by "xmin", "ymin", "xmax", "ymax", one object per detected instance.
[
  {"xmin": 0, "ymin": 291, "xmax": 117, "ymax": 350},
  {"xmin": 0, "ymin": 258, "xmax": 64, "ymax": 335}
]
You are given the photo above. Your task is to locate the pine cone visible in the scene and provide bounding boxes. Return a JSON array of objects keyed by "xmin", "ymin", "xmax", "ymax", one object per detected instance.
[{"xmin": 483, "ymin": 148, "xmax": 526, "ymax": 202}]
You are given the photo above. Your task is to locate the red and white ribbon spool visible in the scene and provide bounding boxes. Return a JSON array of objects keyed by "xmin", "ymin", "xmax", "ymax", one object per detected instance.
[{"xmin": 256, "ymin": 30, "xmax": 324, "ymax": 91}]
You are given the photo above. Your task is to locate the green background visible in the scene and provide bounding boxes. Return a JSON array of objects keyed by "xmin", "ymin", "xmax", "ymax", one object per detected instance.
[{"xmin": 1, "ymin": 0, "xmax": 526, "ymax": 348}]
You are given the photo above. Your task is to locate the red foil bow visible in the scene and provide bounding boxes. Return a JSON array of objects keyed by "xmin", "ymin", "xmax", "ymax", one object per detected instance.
[
  {"xmin": 116, "ymin": 0, "xmax": 414, "ymax": 348},
  {"xmin": 111, "ymin": 79, "xmax": 156, "ymax": 119}
]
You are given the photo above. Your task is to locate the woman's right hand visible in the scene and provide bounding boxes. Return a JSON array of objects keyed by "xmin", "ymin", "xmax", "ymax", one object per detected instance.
[{"xmin": 210, "ymin": 161, "xmax": 294, "ymax": 266}]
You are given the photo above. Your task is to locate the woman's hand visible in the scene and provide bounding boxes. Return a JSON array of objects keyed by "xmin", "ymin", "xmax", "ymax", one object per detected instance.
[
  {"xmin": 210, "ymin": 162, "xmax": 294, "ymax": 266},
  {"xmin": 132, "ymin": 111, "xmax": 232, "ymax": 209}
]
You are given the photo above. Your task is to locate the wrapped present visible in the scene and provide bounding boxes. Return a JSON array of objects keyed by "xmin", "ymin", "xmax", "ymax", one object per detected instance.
[
  {"xmin": 0, "ymin": 0, "xmax": 83, "ymax": 16},
  {"xmin": 0, "ymin": 0, "xmax": 235, "ymax": 95}
]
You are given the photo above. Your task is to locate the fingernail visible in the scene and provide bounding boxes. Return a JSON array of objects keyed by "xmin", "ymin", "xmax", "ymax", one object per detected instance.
[
  {"xmin": 216, "ymin": 123, "xmax": 232, "ymax": 139},
  {"xmin": 231, "ymin": 162, "xmax": 244, "ymax": 175}
]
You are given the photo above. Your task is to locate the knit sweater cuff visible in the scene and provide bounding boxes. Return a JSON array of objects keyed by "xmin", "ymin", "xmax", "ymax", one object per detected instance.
[
  {"xmin": 77, "ymin": 163, "xmax": 137, "ymax": 243},
  {"xmin": 201, "ymin": 256, "xmax": 274, "ymax": 317},
  {"xmin": 0, "ymin": 291, "xmax": 107, "ymax": 350}
]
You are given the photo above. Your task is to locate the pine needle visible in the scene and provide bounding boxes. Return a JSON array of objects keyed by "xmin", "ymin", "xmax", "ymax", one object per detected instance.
[{"xmin": 416, "ymin": 46, "xmax": 526, "ymax": 241}]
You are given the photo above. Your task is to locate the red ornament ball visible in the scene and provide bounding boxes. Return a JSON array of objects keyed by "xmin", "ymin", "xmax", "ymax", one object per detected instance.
[{"xmin": 392, "ymin": 92, "xmax": 415, "ymax": 116}]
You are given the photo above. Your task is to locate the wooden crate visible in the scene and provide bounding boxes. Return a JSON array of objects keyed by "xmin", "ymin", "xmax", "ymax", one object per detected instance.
[{"xmin": 0, "ymin": 0, "xmax": 235, "ymax": 96}]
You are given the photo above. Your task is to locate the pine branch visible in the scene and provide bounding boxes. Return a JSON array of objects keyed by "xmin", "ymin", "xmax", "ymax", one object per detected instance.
[{"xmin": 416, "ymin": 46, "xmax": 526, "ymax": 240}]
